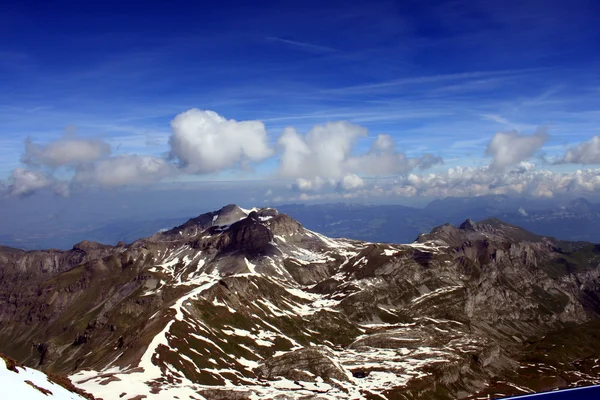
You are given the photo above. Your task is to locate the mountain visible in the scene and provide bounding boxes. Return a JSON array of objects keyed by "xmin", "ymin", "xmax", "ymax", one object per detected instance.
[
  {"xmin": 279, "ymin": 196, "xmax": 600, "ymax": 245},
  {"xmin": 277, "ymin": 202, "xmax": 438, "ymax": 244},
  {"xmin": 4, "ymin": 195, "xmax": 600, "ymax": 250},
  {"xmin": 1, "ymin": 353, "xmax": 94, "ymax": 399},
  {"xmin": 0, "ymin": 216, "xmax": 188, "ymax": 250},
  {"xmin": 497, "ymin": 197, "xmax": 600, "ymax": 242},
  {"xmin": 1, "ymin": 205, "xmax": 600, "ymax": 399}
]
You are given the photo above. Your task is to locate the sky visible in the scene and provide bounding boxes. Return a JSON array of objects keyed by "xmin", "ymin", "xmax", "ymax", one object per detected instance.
[{"xmin": 2, "ymin": 0, "xmax": 600, "ymax": 211}]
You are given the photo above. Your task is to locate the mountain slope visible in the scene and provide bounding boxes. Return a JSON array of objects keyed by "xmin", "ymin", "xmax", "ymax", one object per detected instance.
[
  {"xmin": 1, "ymin": 205, "xmax": 600, "ymax": 399},
  {"xmin": 1, "ymin": 353, "xmax": 94, "ymax": 399}
]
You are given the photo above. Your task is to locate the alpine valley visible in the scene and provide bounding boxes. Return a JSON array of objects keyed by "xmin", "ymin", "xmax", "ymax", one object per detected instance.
[{"xmin": 2, "ymin": 205, "xmax": 600, "ymax": 400}]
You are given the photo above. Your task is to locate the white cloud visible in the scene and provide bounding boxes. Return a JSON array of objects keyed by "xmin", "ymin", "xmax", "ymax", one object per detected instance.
[
  {"xmin": 480, "ymin": 114, "xmax": 510, "ymax": 125},
  {"xmin": 292, "ymin": 174, "xmax": 365, "ymax": 193},
  {"xmin": 278, "ymin": 121, "xmax": 367, "ymax": 179},
  {"xmin": 371, "ymin": 134, "xmax": 395, "ymax": 152},
  {"xmin": 485, "ymin": 128, "xmax": 548, "ymax": 170},
  {"xmin": 294, "ymin": 177, "xmax": 319, "ymax": 192},
  {"xmin": 169, "ymin": 109, "xmax": 272, "ymax": 173},
  {"xmin": 339, "ymin": 174, "xmax": 364, "ymax": 191},
  {"xmin": 346, "ymin": 134, "xmax": 443, "ymax": 175},
  {"xmin": 291, "ymin": 176, "xmax": 336, "ymax": 192},
  {"xmin": 558, "ymin": 136, "xmax": 600, "ymax": 164},
  {"xmin": 15, "ymin": 109, "xmax": 600, "ymax": 203},
  {"xmin": 385, "ymin": 165, "xmax": 600, "ymax": 198},
  {"xmin": 23, "ymin": 136, "xmax": 110, "ymax": 167},
  {"xmin": 74, "ymin": 155, "xmax": 176, "ymax": 187},
  {"xmin": 514, "ymin": 161, "xmax": 536, "ymax": 173},
  {"xmin": 278, "ymin": 126, "xmax": 442, "ymax": 180},
  {"xmin": 518, "ymin": 207, "xmax": 528, "ymax": 216},
  {"xmin": 8, "ymin": 168, "xmax": 67, "ymax": 197}
]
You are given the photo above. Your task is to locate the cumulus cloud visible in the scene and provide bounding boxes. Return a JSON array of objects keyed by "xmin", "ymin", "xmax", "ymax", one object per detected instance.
[
  {"xmin": 74, "ymin": 155, "xmax": 176, "ymax": 187},
  {"xmin": 386, "ymin": 165, "xmax": 600, "ymax": 199},
  {"xmin": 23, "ymin": 136, "xmax": 111, "ymax": 167},
  {"xmin": 278, "ymin": 125, "xmax": 442, "ymax": 181},
  {"xmin": 7, "ymin": 109, "xmax": 278, "ymax": 196},
  {"xmin": 291, "ymin": 174, "xmax": 366, "ymax": 193},
  {"xmin": 346, "ymin": 134, "xmax": 443, "ymax": 175},
  {"xmin": 293, "ymin": 177, "xmax": 323, "ymax": 192},
  {"xmin": 15, "ymin": 108, "xmax": 596, "ymax": 203},
  {"xmin": 291, "ymin": 176, "xmax": 338, "ymax": 192},
  {"xmin": 338, "ymin": 174, "xmax": 365, "ymax": 191},
  {"xmin": 558, "ymin": 136, "xmax": 600, "ymax": 164},
  {"xmin": 8, "ymin": 168, "xmax": 67, "ymax": 197},
  {"xmin": 485, "ymin": 128, "xmax": 548, "ymax": 170},
  {"xmin": 169, "ymin": 109, "xmax": 272, "ymax": 173},
  {"xmin": 418, "ymin": 153, "xmax": 445, "ymax": 170},
  {"xmin": 285, "ymin": 166, "xmax": 600, "ymax": 203},
  {"xmin": 279, "ymin": 121, "xmax": 367, "ymax": 179}
]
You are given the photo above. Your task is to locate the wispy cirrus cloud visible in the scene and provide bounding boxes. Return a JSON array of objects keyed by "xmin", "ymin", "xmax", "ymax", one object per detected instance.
[
  {"xmin": 265, "ymin": 36, "xmax": 340, "ymax": 53},
  {"xmin": 321, "ymin": 69, "xmax": 537, "ymax": 95},
  {"xmin": 480, "ymin": 114, "xmax": 511, "ymax": 125}
]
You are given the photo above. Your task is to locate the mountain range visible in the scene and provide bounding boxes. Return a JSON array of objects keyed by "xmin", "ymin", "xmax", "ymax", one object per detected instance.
[
  {"xmin": 1, "ymin": 205, "xmax": 600, "ymax": 399},
  {"xmin": 278, "ymin": 195, "xmax": 600, "ymax": 245},
  {"xmin": 3, "ymin": 195, "xmax": 599, "ymax": 251}
]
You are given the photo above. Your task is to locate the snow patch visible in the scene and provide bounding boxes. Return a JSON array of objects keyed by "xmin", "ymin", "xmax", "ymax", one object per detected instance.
[{"xmin": 1, "ymin": 358, "xmax": 88, "ymax": 399}]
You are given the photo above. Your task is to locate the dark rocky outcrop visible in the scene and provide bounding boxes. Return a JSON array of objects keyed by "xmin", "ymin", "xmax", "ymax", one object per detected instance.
[{"xmin": 256, "ymin": 346, "xmax": 350, "ymax": 383}]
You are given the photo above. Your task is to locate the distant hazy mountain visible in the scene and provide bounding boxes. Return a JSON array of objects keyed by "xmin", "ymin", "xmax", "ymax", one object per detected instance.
[
  {"xmin": 0, "ymin": 216, "xmax": 187, "ymax": 250},
  {"xmin": 277, "ymin": 202, "xmax": 437, "ymax": 244},
  {"xmin": 497, "ymin": 197, "xmax": 600, "ymax": 242},
  {"xmin": 278, "ymin": 195, "xmax": 600, "ymax": 245}
]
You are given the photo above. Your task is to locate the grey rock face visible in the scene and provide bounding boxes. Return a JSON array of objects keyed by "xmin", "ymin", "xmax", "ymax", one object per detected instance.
[{"xmin": 257, "ymin": 346, "xmax": 350, "ymax": 383}]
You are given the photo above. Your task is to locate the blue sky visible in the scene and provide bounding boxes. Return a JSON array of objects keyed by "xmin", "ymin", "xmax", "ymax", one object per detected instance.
[{"xmin": 1, "ymin": 0, "xmax": 600, "ymax": 203}]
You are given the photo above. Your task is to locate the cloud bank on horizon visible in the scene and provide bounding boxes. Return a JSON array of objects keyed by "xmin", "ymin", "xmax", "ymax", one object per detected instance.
[
  {"xmin": 1, "ymin": 0, "xmax": 600, "ymax": 203},
  {"xmin": 4, "ymin": 107, "xmax": 600, "ymax": 201}
]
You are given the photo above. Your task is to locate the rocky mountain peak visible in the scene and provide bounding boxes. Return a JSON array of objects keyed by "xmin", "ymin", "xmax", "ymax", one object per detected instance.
[
  {"xmin": 220, "ymin": 212, "xmax": 276, "ymax": 256},
  {"xmin": 213, "ymin": 204, "xmax": 249, "ymax": 226},
  {"xmin": 418, "ymin": 217, "xmax": 548, "ymax": 247},
  {"xmin": 72, "ymin": 240, "xmax": 110, "ymax": 252},
  {"xmin": 459, "ymin": 218, "xmax": 477, "ymax": 230},
  {"xmin": 152, "ymin": 204, "xmax": 259, "ymax": 241}
]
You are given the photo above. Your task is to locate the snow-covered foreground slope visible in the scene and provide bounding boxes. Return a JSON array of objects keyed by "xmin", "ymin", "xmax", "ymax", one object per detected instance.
[
  {"xmin": 1, "ymin": 354, "xmax": 91, "ymax": 399},
  {"xmin": 3, "ymin": 206, "xmax": 600, "ymax": 399}
]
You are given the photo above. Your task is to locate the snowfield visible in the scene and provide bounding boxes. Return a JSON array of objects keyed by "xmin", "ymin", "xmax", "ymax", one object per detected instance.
[{"xmin": 1, "ymin": 355, "xmax": 89, "ymax": 399}]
